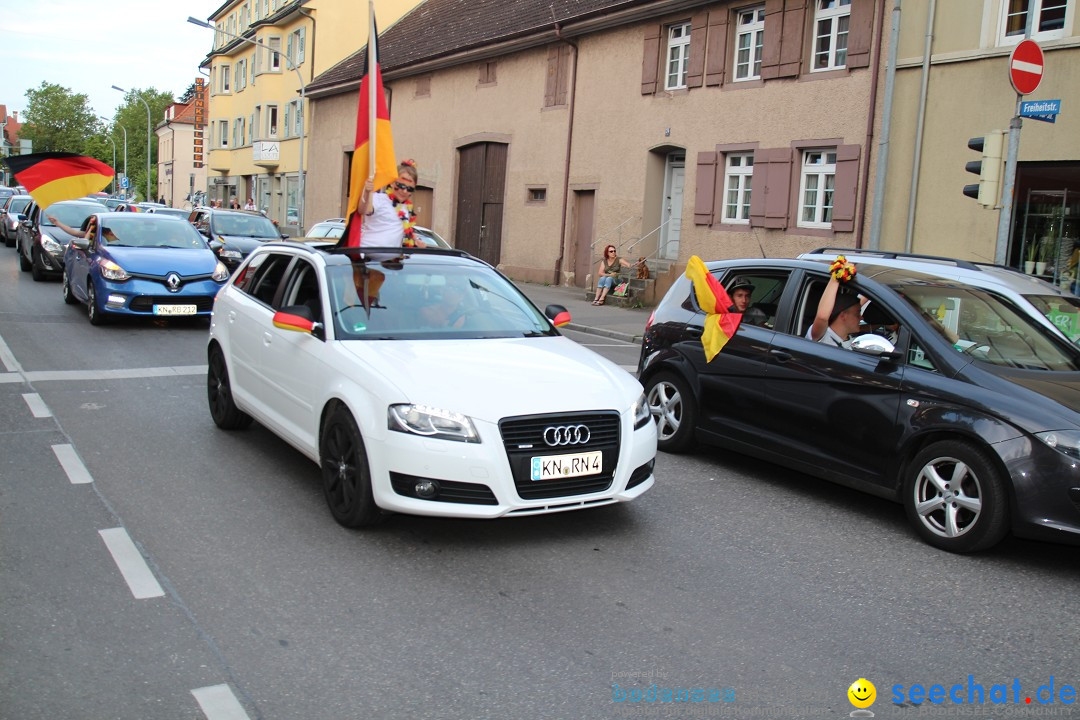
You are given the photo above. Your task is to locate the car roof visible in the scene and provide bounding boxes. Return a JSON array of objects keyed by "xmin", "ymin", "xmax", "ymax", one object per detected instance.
[{"xmin": 256, "ymin": 241, "xmax": 482, "ymax": 268}]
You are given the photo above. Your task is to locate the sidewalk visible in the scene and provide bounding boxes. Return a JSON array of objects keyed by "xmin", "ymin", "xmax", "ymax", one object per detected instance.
[{"xmin": 514, "ymin": 282, "xmax": 652, "ymax": 344}]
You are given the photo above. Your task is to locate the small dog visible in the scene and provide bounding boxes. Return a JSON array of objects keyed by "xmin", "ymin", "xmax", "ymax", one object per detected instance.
[{"xmin": 634, "ymin": 257, "xmax": 650, "ymax": 280}]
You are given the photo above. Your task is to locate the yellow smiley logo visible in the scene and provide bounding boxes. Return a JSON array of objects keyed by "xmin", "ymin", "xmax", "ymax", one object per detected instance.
[{"xmin": 848, "ymin": 678, "xmax": 876, "ymax": 709}]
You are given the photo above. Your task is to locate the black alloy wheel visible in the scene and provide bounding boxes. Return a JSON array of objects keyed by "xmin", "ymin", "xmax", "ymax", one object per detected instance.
[
  {"xmin": 18, "ymin": 239, "xmax": 31, "ymax": 271},
  {"xmin": 903, "ymin": 439, "xmax": 1009, "ymax": 553},
  {"xmin": 207, "ymin": 345, "xmax": 253, "ymax": 430},
  {"xmin": 30, "ymin": 248, "xmax": 45, "ymax": 281},
  {"xmin": 644, "ymin": 371, "xmax": 698, "ymax": 453},
  {"xmin": 320, "ymin": 405, "xmax": 381, "ymax": 528}
]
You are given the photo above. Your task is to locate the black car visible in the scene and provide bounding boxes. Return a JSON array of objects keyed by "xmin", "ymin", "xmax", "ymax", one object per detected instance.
[
  {"xmin": 17, "ymin": 199, "xmax": 102, "ymax": 281},
  {"xmin": 1, "ymin": 193, "xmax": 33, "ymax": 247},
  {"xmin": 188, "ymin": 207, "xmax": 284, "ymax": 270},
  {"xmin": 638, "ymin": 257, "xmax": 1080, "ymax": 553}
]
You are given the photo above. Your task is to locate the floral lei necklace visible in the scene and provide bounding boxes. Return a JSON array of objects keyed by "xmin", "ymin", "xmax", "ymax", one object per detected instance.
[{"xmin": 384, "ymin": 189, "xmax": 416, "ymax": 247}]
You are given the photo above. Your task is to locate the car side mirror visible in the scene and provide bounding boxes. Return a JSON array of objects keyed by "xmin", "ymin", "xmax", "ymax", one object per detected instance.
[
  {"xmin": 851, "ymin": 333, "xmax": 899, "ymax": 360},
  {"xmin": 274, "ymin": 305, "xmax": 324, "ymax": 339},
  {"xmin": 545, "ymin": 304, "xmax": 571, "ymax": 328},
  {"xmin": 70, "ymin": 237, "xmax": 90, "ymax": 252},
  {"xmin": 17, "ymin": 213, "xmax": 26, "ymax": 222}
]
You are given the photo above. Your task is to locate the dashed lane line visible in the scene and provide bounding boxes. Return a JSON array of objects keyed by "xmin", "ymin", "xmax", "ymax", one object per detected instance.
[
  {"xmin": 51, "ymin": 444, "xmax": 94, "ymax": 485},
  {"xmin": 22, "ymin": 393, "xmax": 51, "ymax": 418},
  {"xmin": 98, "ymin": 528, "xmax": 166, "ymax": 600},
  {"xmin": 191, "ymin": 684, "xmax": 252, "ymax": 720}
]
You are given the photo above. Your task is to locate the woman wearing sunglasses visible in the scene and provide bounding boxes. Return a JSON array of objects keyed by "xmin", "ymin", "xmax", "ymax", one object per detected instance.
[
  {"xmin": 360, "ymin": 159, "xmax": 420, "ymax": 247},
  {"xmin": 592, "ymin": 244, "xmax": 632, "ymax": 305}
]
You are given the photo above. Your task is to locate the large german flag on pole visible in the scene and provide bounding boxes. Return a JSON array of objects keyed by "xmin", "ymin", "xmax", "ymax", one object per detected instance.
[
  {"xmin": 340, "ymin": 1, "xmax": 397, "ymax": 248},
  {"xmin": 685, "ymin": 255, "xmax": 743, "ymax": 362},
  {"xmin": 2, "ymin": 152, "xmax": 114, "ymax": 210}
]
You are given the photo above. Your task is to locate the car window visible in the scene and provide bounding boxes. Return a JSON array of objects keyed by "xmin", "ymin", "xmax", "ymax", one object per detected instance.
[
  {"xmin": 212, "ymin": 213, "xmax": 278, "ymax": 238},
  {"xmin": 718, "ymin": 270, "xmax": 789, "ymax": 329},
  {"xmin": 327, "ymin": 259, "xmax": 555, "ymax": 340},
  {"xmin": 43, "ymin": 204, "xmax": 97, "ymax": 230},
  {"xmin": 280, "ymin": 260, "xmax": 323, "ymax": 322},
  {"xmin": 98, "ymin": 218, "xmax": 207, "ymax": 249},
  {"xmin": 309, "ymin": 223, "xmax": 344, "ymax": 239},
  {"xmin": 1024, "ymin": 293, "xmax": 1080, "ymax": 345},
  {"xmin": 8, "ymin": 197, "xmax": 31, "ymax": 214},
  {"xmin": 895, "ymin": 284, "xmax": 1080, "ymax": 371},
  {"xmin": 908, "ymin": 338, "xmax": 938, "ymax": 372},
  {"xmin": 234, "ymin": 252, "xmax": 293, "ymax": 306}
]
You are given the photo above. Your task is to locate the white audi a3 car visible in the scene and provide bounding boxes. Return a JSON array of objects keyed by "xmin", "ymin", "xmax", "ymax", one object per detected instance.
[{"xmin": 207, "ymin": 244, "xmax": 656, "ymax": 527}]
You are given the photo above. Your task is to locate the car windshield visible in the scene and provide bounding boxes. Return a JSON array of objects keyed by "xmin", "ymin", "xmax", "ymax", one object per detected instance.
[
  {"xmin": 43, "ymin": 203, "xmax": 98, "ymax": 230},
  {"xmin": 99, "ymin": 217, "xmax": 208, "ymax": 249},
  {"xmin": 326, "ymin": 257, "xmax": 557, "ymax": 340},
  {"xmin": 7, "ymin": 197, "xmax": 31, "ymax": 214},
  {"xmin": 150, "ymin": 208, "xmax": 192, "ymax": 220},
  {"xmin": 896, "ymin": 283, "xmax": 1080, "ymax": 371},
  {"xmin": 309, "ymin": 223, "xmax": 344, "ymax": 238},
  {"xmin": 414, "ymin": 227, "xmax": 449, "ymax": 248},
  {"xmin": 212, "ymin": 213, "xmax": 279, "ymax": 238},
  {"xmin": 1022, "ymin": 293, "xmax": 1080, "ymax": 346}
]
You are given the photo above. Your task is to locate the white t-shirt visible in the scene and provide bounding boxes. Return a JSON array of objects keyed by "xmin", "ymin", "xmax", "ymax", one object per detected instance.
[
  {"xmin": 805, "ymin": 325, "xmax": 851, "ymax": 349},
  {"xmin": 361, "ymin": 192, "xmax": 404, "ymax": 247}
]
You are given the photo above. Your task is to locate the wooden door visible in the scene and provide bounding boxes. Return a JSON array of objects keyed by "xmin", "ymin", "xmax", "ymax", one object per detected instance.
[
  {"xmin": 573, "ymin": 190, "xmax": 596, "ymax": 287},
  {"xmin": 454, "ymin": 142, "xmax": 506, "ymax": 265}
]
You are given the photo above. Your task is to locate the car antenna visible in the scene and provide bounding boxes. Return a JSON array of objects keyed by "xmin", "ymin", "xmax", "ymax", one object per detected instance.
[{"xmin": 753, "ymin": 229, "xmax": 767, "ymax": 259}]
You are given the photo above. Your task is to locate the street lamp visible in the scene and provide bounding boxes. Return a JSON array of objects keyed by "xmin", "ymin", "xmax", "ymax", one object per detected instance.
[
  {"xmin": 113, "ymin": 123, "xmax": 129, "ymax": 194},
  {"xmin": 111, "ymin": 85, "xmax": 152, "ymax": 203},
  {"xmin": 187, "ymin": 16, "xmax": 306, "ymax": 231},
  {"xmin": 98, "ymin": 117, "xmax": 117, "ymax": 195}
]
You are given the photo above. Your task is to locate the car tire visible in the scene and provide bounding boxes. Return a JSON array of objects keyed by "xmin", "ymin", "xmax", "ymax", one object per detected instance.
[
  {"xmin": 644, "ymin": 371, "xmax": 697, "ymax": 453},
  {"xmin": 61, "ymin": 270, "xmax": 78, "ymax": 304},
  {"xmin": 319, "ymin": 405, "xmax": 381, "ymax": 528},
  {"xmin": 207, "ymin": 345, "xmax": 253, "ymax": 430},
  {"xmin": 18, "ymin": 241, "xmax": 31, "ymax": 271},
  {"xmin": 30, "ymin": 249, "xmax": 44, "ymax": 281},
  {"xmin": 903, "ymin": 439, "xmax": 1009, "ymax": 553},
  {"xmin": 86, "ymin": 283, "xmax": 108, "ymax": 326},
  {"xmin": 4, "ymin": 233, "xmax": 13, "ymax": 249}
]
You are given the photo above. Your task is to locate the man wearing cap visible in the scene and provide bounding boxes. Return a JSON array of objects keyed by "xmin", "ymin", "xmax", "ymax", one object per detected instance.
[
  {"xmin": 806, "ymin": 265, "xmax": 861, "ymax": 347},
  {"xmin": 727, "ymin": 276, "xmax": 768, "ymax": 326}
]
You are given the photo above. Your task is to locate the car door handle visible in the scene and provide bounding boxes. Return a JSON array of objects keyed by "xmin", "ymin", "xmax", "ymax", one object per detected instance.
[
  {"xmin": 770, "ymin": 349, "xmax": 792, "ymax": 362},
  {"xmin": 263, "ymin": 332, "xmax": 273, "ymax": 346},
  {"xmin": 228, "ymin": 310, "xmax": 237, "ymax": 324}
]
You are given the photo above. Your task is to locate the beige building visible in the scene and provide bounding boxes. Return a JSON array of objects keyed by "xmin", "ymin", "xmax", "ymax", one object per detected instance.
[
  {"xmin": 199, "ymin": 0, "xmax": 419, "ymax": 231},
  {"xmin": 156, "ymin": 100, "xmax": 207, "ymax": 208},
  {"xmin": 878, "ymin": 0, "xmax": 1079, "ymax": 290},
  {"xmin": 306, "ymin": 0, "xmax": 886, "ymax": 296}
]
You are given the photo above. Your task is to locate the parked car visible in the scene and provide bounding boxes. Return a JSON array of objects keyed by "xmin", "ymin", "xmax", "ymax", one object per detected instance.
[
  {"xmin": 188, "ymin": 207, "xmax": 284, "ymax": 270},
  {"xmin": 1, "ymin": 193, "xmax": 33, "ymax": 248},
  {"xmin": 305, "ymin": 219, "xmax": 451, "ymax": 249},
  {"xmin": 17, "ymin": 199, "xmax": 102, "ymax": 281},
  {"xmin": 639, "ymin": 257, "xmax": 1080, "ymax": 552},
  {"xmin": 145, "ymin": 207, "xmax": 192, "ymax": 220},
  {"xmin": 208, "ymin": 244, "xmax": 656, "ymax": 526},
  {"xmin": 62, "ymin": 213, "xmax": 229, "ymax": 325},
  {"xmin": 799, "ymin": 248, "xmax": 1080, "ymax": 346}
]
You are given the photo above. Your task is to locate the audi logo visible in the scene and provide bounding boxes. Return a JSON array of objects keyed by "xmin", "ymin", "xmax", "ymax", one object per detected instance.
[{"xmin": 543, "ymin": 424, "xmax": 591, "ymax": 446}]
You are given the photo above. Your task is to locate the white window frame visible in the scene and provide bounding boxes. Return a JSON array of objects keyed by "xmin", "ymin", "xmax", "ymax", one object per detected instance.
[
  {"xmin": 665, "ymin": 21, "xmax": 692, "ymax": 90},
  {"xmin": 811, "ymin": 0, "xmax": 851, "ymax": 72},
  {"xmin": 734, "ymin": 6, "xmax": 766, "ymax": 82},
  {"xmin": 999, "ymin": 0, "xmax": 1071, "ymax": 44},
  {"xmin": 722, "ymin": 153, "xmax": 754, "ymax": 224},
  {"xmin": 798, "ymin": 148, "xmax": 837, "ymax": 229},
  {"xmin": 266, "ymin": 104, "xmax": 279, "ymax": 138},
  {"xmin": 218, "ymin": 119, "xmax": 229, "ymax": 148},
  {"xmin": 220, "ymin": 63, "xmax": 232, "ymax": 93},
  {"xmin": 267, "ymin": 36, "xmax": 282, "ymax": 72}
]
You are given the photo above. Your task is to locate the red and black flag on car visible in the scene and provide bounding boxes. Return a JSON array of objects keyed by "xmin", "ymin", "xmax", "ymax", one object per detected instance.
[{"xmin": 1, "ymin": 152, "xmax": 114, "ymax": 209}]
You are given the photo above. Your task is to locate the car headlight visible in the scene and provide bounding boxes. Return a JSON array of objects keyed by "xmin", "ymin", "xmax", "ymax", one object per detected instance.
[
  {"xmin": 632, "ymin": 392, "xmax": 651, "ymax": 429},
  {"xmin": 41, "ymin": 235, "xmax": 64, "ymax": 254},
  {"xmin": 212, "ymin": 261, "xmax": 230, "ymax": 282},
  {"xmin": 1035, "ymin": 430, "xmax": 1080, "ymax": 460},
  {"xmin": 388, "ymin": 404, "xmax": 480, "ymax": 443},
  {"xmin": 98, "ymin": 258, "xmax": 130, "ymax": 281},
  {"xmin": 219, "ymin": 249, "xmax": 243, "ymax": 260}
]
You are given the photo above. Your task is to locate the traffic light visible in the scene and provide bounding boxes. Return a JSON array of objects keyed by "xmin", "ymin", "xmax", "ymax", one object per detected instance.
[{"xmin": 963, "ymin": 131, "xmax": 1005, "ymax": 207}]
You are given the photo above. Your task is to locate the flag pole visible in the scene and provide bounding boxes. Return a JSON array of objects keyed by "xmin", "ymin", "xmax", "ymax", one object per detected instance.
[{"xmin": 368, "ymin": 0, "xmax": 377, "ymax": 183}]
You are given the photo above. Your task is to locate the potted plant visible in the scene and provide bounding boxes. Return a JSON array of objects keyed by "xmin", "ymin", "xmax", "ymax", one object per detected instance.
[{"xmin": 1025, "ymin": 239, "xmax": 1038, "ymax": 274}]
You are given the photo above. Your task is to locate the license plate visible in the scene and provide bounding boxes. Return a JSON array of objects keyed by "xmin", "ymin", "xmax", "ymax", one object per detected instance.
[
  {"xmin": 153, "ymin": 304, "xmax": 197, "ymax": 316},
  {"xmin": 530, "ymin": 450, "xmax": 602, "ymax": 481}
]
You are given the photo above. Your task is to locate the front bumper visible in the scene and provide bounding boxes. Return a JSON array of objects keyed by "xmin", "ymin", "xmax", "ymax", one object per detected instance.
[
  {"xmin": 998, "ymin": 435, "xmax": 1080, "ymax": 545},
  {"xmin": 366, "ymin": 410, "xmax": 658, "ymax": 518},
  {"xmin": 94, "ymin": 276, "xmax": 225, "ymax": 317}
]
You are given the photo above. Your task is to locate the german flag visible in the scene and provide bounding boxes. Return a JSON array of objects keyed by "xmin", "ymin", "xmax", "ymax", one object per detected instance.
[
  {"xmin": 685, "ymin": 255, "xmax": 742, "ymax": 362},
  {"xmin": 341, "ymin": 5, "xmax": 397, "ymax": 248},
  {"xmin": 2, "ymin": 152, "xmax": 113, "ymax": 210},
  {"xmin": 273, "ymin": 311, "xmax": 314, "ymax": 333}
]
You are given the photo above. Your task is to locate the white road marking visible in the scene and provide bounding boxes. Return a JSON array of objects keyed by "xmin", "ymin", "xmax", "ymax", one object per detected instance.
[
  {"xmin": 23, "ymin": 365, "xmax": 207, "ymax": 382},
  {"xmin": 51, "ymin": 444, "xmax": 94, "ymax": 485},
  {"xmin": 191, "ymin": 684, "xmax": 251, "ymax": 720},
  {"xmin": 22, "ymin": 393, "xmax": 52, "ymax": 418},
  {"xmin": 0, "ymin": 372, "xmax": 24, "ymax": 384},
  {"xmin": 1011, "ymin": 59, "xmax": 1043, "ymax": 75},
  {"xmin": 0, "ymin": 333, "xmax": 22, "ymax": 372},
  {"xmin": 98, "ymin": 528, "xmax": 165, "ymax": 600}
]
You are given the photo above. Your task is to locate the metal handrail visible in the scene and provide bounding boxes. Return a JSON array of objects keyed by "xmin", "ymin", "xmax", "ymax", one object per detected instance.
[
  {"xmin": 622, "ymin": 217, "xmax": 672, "ymax": 263},
  {"xmin": 590, "ymin": 215, "xmax": 639, "ymax": 256}
]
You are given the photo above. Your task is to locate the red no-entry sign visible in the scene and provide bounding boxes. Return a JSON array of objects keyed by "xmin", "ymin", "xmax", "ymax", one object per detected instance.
[{"xmin": 1009, "ymin": 39, "xmax": 1045, "ymax": 95}]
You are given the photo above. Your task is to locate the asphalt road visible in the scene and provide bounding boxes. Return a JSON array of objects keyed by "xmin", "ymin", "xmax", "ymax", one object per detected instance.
[{"xmin": 1, "ymin": 254, "xmax": 1078, "ymax": 720}]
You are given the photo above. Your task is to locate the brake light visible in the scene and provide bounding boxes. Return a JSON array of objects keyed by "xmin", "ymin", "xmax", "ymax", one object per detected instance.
[{"xmin": 644, "ymin": 310, "xmax": 656, "ymax": 332}]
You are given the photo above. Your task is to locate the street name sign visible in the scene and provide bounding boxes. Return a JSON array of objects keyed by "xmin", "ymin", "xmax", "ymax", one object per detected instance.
[{"xmin": 1019, "ymin": 99, "xmax": 1061, "ymax": 123}]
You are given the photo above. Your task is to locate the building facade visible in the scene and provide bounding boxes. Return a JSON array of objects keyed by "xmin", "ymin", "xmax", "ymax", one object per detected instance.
[
  {"xmin": 200, "ymin": 0, "xmax": 419, "ymax": 231},
  {"xmin": 156, "ymin": 101, "xmax": 207, "ymax": 208},
  {"xmin": 306, "ymin": 0, "xmax": 888, "ymax": 294}
]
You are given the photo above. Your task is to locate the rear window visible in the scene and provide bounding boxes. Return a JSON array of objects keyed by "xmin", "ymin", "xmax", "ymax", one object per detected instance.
[
  {"xmin": 1024, "ymin": 294, "xmax": 1080, "ymax": 346},
  {"xmin": 211, "ymin": 213, "xmax": 279, "ymax": 238}
]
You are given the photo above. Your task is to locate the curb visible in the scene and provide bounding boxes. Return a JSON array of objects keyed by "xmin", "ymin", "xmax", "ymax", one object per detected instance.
[{"xmin": 566, "ymin": 322, "xmax": 643, "ymax": 345}]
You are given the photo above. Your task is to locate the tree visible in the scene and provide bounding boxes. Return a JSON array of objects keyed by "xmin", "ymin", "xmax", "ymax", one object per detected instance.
[
  {"xmin": 19, "ymin": 82, "xmax": 99, "ymax": 153},
  {"xmin": 108, "ymin": 88, "xmax": 174, "ymax": 201}
]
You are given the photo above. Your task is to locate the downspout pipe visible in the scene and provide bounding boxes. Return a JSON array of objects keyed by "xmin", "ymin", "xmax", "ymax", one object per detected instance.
[
  {"xmin": 552, "ymin": 11, "xmax": 578, "ymax": 286},
  {"xmin": 855, "ymin": 0, "xmax": 888, "ymax": 248},
  {"xmin": 868, "ymin": 0, "xmax": 902, "ymax": 250},
  {"xmin": 904, "ymin": 0, "xmax": 936, "ymax": 254}
]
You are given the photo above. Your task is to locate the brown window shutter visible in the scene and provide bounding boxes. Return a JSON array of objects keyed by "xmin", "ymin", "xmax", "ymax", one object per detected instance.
[
  {"xmin": 750, "ymin": 148, "xmax": 792, "ymax": 229},
  {"xmin": 778, "ymin": 0, "xmax": 808, "ymax": 78},
  {"xmin": 642, "ymin": 24, "xmax": 662, "ymax": 95},
  {"xmin": 694, "ymin": 151, "xmax": 718, "ymax": 225},
  {"xmin": 830, "ymin": 144, "xmax": 861, "ymax": 232},
  {"xmin": 759, "ymin": 0, "xmax": 786, "ymax": 80},
  {"xmin": 846, "ymin": 0, "xmax": 875, "ymax": 69},
  {"xmin": 545, "ymin": 45, "xmax": 559, "ymax": 106},
  {"xmin": 556, "ymin": 45, "xmax": 571, "ymax": 105},
  {"xmin": 705, "ymin": 10, "xmax": 729, "ymax": 86},
  {"xmin": 686, "ymin": 13, "xmax": 708, "ymax": 88}
]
